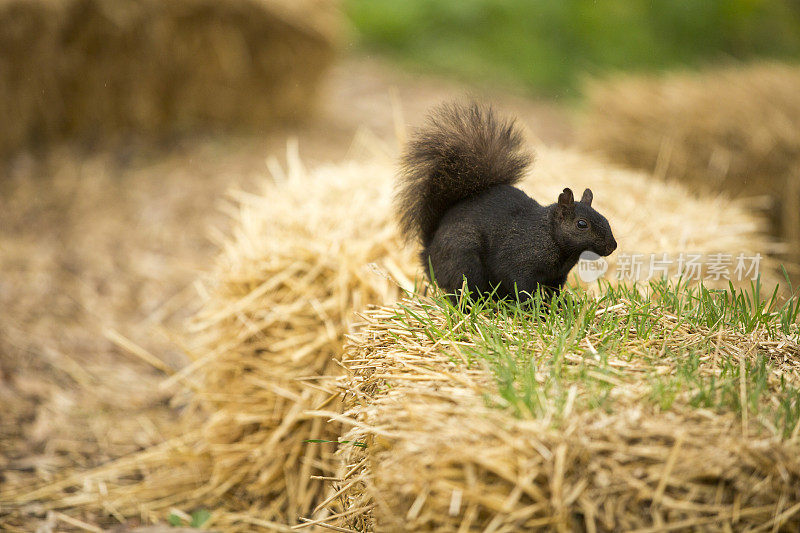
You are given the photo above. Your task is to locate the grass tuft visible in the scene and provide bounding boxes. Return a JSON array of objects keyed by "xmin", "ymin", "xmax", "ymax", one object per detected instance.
[{"xmin": 387, "ymin": 278, "xmax": 800, "ymax": 437}]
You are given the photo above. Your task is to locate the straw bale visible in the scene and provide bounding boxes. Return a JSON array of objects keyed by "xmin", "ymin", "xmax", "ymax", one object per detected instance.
[
  {"xmin": 0, "ymin": 0, "xmax": 338, "ymax": 158},
  {"xmin": 331, "ymin": 297, "xmax": 800, "ymax": 532},
  {"xmin": 2, "ymin": 144, "xmax": 780, "ymax": 529},
  {"xmin": 0, "ymin": 151, "xmax": 417, "ymax": 529},
  {"xmin": 578, "ymin": 62, "xmax": 800, "ymax": 266}
]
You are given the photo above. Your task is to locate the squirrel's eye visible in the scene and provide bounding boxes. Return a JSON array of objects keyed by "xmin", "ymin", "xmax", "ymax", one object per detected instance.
[{"xmin": 577, "ymin": 219, "xmax": 589, "ymax": 230}]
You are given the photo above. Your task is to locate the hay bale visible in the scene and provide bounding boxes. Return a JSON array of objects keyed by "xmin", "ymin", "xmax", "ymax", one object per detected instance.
[
  {"xmin": 0, "ymin": 149, "xmax": 417, "ymax": 529},
  {"xmin": 0, "ymin": 0, "xmax": 338, "ymax": 157},
  {"xmin": 578, "ymin": 62, "xmax": 800, "ymax": 267},
  {"xmin": 2, "ymin": 144, "xmax": 780, "ymax": 529},
  {"xmin": 332, "ymin": 297, "xmax": 800, "ymax": 532}
]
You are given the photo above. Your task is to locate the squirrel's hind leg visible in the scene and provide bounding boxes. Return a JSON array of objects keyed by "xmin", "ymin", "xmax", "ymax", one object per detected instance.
[{"xmin": 423, "ymin": 246, "xmax": 492, "ymax": 302}]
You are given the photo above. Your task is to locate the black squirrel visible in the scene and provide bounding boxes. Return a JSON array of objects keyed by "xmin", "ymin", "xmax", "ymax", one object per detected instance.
[{"xmin": 396, "ymin": 101, "xmax": 617, "ymax": 300}]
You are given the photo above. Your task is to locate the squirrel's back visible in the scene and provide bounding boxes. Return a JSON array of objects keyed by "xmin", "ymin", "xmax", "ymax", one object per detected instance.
[{"xmin": 396, "ymin": 101, "xmax": 533, "ymax": 246}]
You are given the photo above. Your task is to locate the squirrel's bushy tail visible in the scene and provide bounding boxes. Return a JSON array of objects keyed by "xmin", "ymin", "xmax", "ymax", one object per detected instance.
[{"xmin": 396, "ymin": 101, "xmax": 533, "ymax": 245}]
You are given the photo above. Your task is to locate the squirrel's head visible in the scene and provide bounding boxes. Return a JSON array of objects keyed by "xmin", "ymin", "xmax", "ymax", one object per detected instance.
[{"xmin": 552, "ymin": 188, "xmax": 617, "ymax": 257}]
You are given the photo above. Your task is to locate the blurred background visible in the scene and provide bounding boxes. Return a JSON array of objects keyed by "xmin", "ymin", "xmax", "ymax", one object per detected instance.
[
  {"xmin": 348, "ymin": 0, "xmax": 800, "ymax": 95},
  {"xmin": 1, "ymin": 0, "xmax": 799, "ymax": 529}
]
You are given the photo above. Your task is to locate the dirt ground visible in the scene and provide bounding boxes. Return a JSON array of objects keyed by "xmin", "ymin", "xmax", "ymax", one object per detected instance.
[{"xmin": 0, "ymin": 56, "xmax": 572, "ymax": 529}]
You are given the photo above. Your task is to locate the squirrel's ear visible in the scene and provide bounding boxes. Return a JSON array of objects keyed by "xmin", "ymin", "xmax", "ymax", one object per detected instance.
[
  {"xmin": 581, "ymin": 188, "xmax": 593, "ymax": 206},
  {"xmin": 557, "ymin": 188, "xmax": 575, "ymax": 218},
  {"xmin": 558, "ymin": 188, "xmax": 574, "ymax": 207}
]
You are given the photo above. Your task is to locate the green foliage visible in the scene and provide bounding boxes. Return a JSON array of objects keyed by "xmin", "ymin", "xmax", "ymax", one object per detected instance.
[
  {"xmin": 167, "ymin": 509, "xmax": 212, "ymax": 528},
  {"xmin": 346, "ymin": 0, "xmax": 800, "ymax": 94},
  {"xmin": 190, "ymin": 509, "xmax": 211, "ymax": 528}
]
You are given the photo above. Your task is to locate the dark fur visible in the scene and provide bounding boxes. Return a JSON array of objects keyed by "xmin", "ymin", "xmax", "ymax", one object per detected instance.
[
  {"xmin": 397, "ymin": 101, "xmax": 532, "ymax": 246},
  {"xmin": 396, "ymin": 101, "xmax": 617, "ymax": 300}
]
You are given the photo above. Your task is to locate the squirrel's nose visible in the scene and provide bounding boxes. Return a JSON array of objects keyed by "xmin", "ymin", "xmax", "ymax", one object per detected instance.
[{"xmin": 606, "ymin": 238, "xmax": 617, "ymax": 255}]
